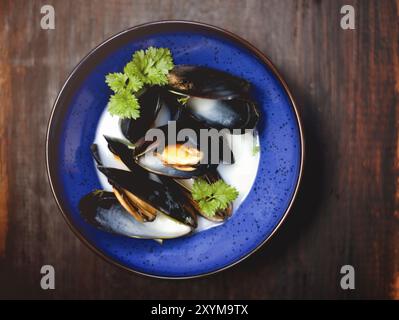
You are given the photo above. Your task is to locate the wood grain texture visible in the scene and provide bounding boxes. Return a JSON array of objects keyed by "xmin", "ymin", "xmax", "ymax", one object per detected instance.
[{"xmin": 0, "ymin": 0, "xmax": 398, "ymax": 299}]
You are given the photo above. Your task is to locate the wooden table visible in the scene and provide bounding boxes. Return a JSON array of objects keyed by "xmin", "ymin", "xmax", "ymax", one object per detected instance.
[{"xmin": 0, "ymin": 0, "xmax": 398, "ymax": 299}]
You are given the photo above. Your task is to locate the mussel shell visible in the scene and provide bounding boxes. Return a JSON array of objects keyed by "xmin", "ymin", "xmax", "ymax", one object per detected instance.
[
  {"xmin": 97, "ymin": 167, "xmax": 198, "ymax": 228},
  {"xmin": 119, "ymin": 86, "xmax": 163, "ymax": 143},
  {"xmin": 184, "ymin": 97, "xmax": 259, "ymax": 132},
  {"xmin": 120, "ymin": 87, "xmax": 183, "ymax": 143},
  {"xmin": 134, "ymin": 122, "xmax": 234, "ymax": 178},
  {"xmin": 104, "ymin": 136, "xmax": 137, "ymax": 171},
  {"xmin": 105, "ymin": 134, "xmax": 204, "ymax": 179},
  {"xmin": 79, "ymin": 190, "xmax": 192, "ymax": 239},
  {"xmin": 79, "ymin": 190, "xmax": 117, "ymax": 225},
  {"xmin": 168, "ymin": 65, "xmax": 250, "ymax": 99},
  {"xmin": 90, "ymin": 143, "xmax": 102, "ymax": 166}
]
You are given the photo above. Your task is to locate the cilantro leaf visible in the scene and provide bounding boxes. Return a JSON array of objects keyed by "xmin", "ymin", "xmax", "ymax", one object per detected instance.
[
  {"xmin": 252, "ymin": 145, "xmax": 260, "ymax": 156},
  {"xmin": 108, "ymin": 90, "xmax": 140, "ymax": 119},
  {"xmin": 192, "ymin": 178, "xmax": 213, "ymax": 201},
  {"xmin": 105, "ymin": 72, "xmax": 128, "ymax": 93},
  {"xmin": 130, "ymin": 47, "xmax": 174, "ymax": 86},
  {"xmin": 123, "ymin": 62, "xmax": 144, "ymax": 92},
  {"xmin": 198, "ymin": 199, "xmax": 220, "ymax": 217},
  {"xmin": 191, "ymin": 178, "xmax": 239, "ymax": 217},
  {"xmin": 177, "ymin": 96, "xmax": 190, "ymax": 106},
  {"xmin": 105, "ymin": 47, "xmax": 175, "ymax": 119},
  {"xmin": 211, "ymin": 180, "xmax": 239, "ymax": 210}
]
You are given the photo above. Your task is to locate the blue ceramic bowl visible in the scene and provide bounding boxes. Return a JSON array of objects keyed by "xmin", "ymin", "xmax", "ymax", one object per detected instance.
[{"xmin": 46, "ymin": 21, "xmax": 304, "ymax": 278}]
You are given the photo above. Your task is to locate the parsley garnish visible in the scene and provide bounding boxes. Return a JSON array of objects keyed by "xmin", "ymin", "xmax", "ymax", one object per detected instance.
[
  {"xmin": 177, "ymin": 96, "xmax": 190, "ymax": 106},
  {"xmin": 191, "ymin": 179, "xmax": 239, "ymax": 217},
  {"xmin": 105, "ymin": 47, "xmax": 174, "ymax": 119},
  {"xmin": 252, "ymin": 145, "xmax": 260, "ymax": 156}
]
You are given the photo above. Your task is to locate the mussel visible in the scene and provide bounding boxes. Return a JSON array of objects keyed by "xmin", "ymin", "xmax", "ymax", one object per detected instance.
[
  {"xmin": 120, "ymin": 86, "xmax": 183, "ymax": 143},
  {"xmin": 97, "ymin": 167, "xmax": 197, "ymax": 228},
  {"xmin": 168, "ymin": 65, "xmax": 250, "ymax": 99},
  {"xmin": 105, "ymin": 122, "xmax": 234, "ymax": 179},
  {"xmin": 182, "ymin": 97, "xmax": 259, "ymax": 132},
  {"xmin": 167, "ymin": 65, "xmax": 259, "ymax": 132},
  {"xmin": 79, "ymin": 190, "xmax": 192, "ymax": 239}
]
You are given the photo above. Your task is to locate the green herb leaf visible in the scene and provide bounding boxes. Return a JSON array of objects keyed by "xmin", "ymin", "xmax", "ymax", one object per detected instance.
[
  {"xmin": 105, "ymin": 72, "xmax": 128, "ymax": 93},
  {"xmin": 192, "ymin": 178, "xmax": 213, "ymax": 201},
  {"xmin": 130, "ymin": 47, "xmax": 174, "ymax": 86},
  {"xmin": 108, "ymin": 90, "xmax": 140, "ymax": 119},
  {"xmin": 105, "ymin": 47, "xmax": 175, "ymax": 119},
  {"xmin": 198, "ymin": 199, "xmax": 220, "ymax": 217},
  {"xmin": 123, "ymin": 62, "xmax": 144, "ymax": 92},
  {"xmin": 177, "ymin": 96, "xmax": 190, "ymax": 106},
  {"xmin": 252, "ymin": 145, "xmax": 260, "ymax": 156},
  {"xmin": 191, "ymin": 178, "xmax": 239, "ymax": 217},
  {"xmin": 211, "ymin": 180, "xmax": 239, "ymax": 210}
]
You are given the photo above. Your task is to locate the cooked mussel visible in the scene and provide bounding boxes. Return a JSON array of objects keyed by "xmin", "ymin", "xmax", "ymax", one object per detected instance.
[
  {"xmin": 182, "ymin": 97, "xmax": 259, "ymax": 132},
  {"xmin": 98, "ymin": 166, "xmax": 198, "ymax": 228},
  {"xmin": 120, "ymin": 86, "xmax": 181, "ymax": 143},
  {"xmin": 167, "ymin": 65, "xmax": 259, "ymax": 132},
  {"xmin": 79, "ymin": 190, "xmax": 192, "ymax": 239},
  {"xmin": 168, "ymin": 65, "xmax": 250, "ymax": 99},
  {"xmin": 105, "ymin": 122, "xmax": 234, "ymax": 179}
]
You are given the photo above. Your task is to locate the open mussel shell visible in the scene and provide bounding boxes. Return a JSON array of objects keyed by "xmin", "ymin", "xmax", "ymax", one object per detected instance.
[
  {"xmin": 120, "ymin": 87, "xmax": 161, "ymax": 143},
  {"xmin": 79, "ymin": 190, "xmax": 192, "ymax": 239},
  {"xmin": 120, "ymin": 86, "xmax": 181, "ymax": 143},
  {"xmin": 168, "ymin": 65, "xmax": 250, "ymax": 99},
  {"xmin": 103, "ymin": 136, "xmax": 136, "ymax": 171},
  {"xmin": 104, "ymin": 134, "xmax": 203, "ymax": 178},
  {"xmin": 134, "ymin": 122, "xmax": 234, "ymax": 178},
  {"xmin": 183, "ymin": 97, "xmax": 259, "ymax": 133},
  {"xmin": 97, "ymin": 167, "xmax": 198, "ymax": 228},
  {"xmin": 90, "ymin": 143, "xmax": 103, "ymax": 166}
]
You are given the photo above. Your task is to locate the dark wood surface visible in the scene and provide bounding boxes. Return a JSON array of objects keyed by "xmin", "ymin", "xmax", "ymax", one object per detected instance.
[{"xmin": 0, "ymin": 0, "xmax": 398, "ymax": 299}]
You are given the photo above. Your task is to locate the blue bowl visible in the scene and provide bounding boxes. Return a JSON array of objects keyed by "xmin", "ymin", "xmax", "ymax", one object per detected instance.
[{"xmin": 46, "ymin": 21, "xmax": 304, "ymax": 278}]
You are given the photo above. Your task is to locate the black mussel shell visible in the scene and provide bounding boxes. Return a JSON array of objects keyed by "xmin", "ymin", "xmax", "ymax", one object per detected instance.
[
  {"xmin": 184, "ymin": 97, "xmax": 259, "ymax": 133},
  {"xmin": 168, "ymin": 65, "xmax": 250, "ymax": 100},
  {"xmin": 90, "ymin": 144, "xmax": 102, "ymax": 166},
  {"xmin": 103, "ymin": 136, "xmax": 137, "ymax": 171},
  {"xmin": 97, "ymin": 167, "xmax": 198, "ymax": 228},
  {"xmin": 78, "ymin": 190, "xmax": 192, "ymax": 239},
  {"xmin": 120, "ymin": 87, "xmax": 182, "ymax": 143},
  {"xmin": 79, "ymin": 190, "xmax": 117, "ymax": 226},
  {"xmin": 120, "ymin": 86, "xmax": 163, "ymax": 143}
]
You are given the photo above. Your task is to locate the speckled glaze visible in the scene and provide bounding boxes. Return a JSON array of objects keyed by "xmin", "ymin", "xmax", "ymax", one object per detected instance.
[{"xmin": 46, "ymin": 21, "xmax": 303, "ymax": 278}]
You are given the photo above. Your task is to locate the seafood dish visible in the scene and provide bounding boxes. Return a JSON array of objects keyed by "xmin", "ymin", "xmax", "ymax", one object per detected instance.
[{"xmin": 79, "ymin": 47, "xmax": 261, "ymax": 242}]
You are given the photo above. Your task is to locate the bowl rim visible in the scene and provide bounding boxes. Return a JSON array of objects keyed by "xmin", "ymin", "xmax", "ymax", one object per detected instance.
[{"xmin": 45, "ymin": 20, "xmax": 305, "ymax": 279}]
